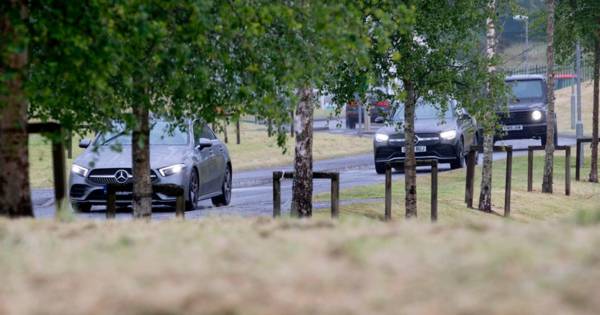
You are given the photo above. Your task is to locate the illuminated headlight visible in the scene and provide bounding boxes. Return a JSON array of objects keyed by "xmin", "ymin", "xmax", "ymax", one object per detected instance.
[
  {"xmin": 440, "ymin": 130, "xmax": 457, "ymax": 140},
  {"xmin": 158, "ymin": 164, "xmax": 186, "ymax": 177},
  {"xmin": 71, "ymin": 164, "xmax": 89, "ymax": 177},
  {"xmin": 375, "ymin": 133, "xmax": 389, "ymax": 142},
  {"xmin": 531, "ymin": 110, "xmax": 542, "ymax": 121}
]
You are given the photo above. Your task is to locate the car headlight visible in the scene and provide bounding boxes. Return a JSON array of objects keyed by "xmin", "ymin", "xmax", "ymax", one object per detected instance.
[
  {"xmin": 531, "ymin": 110, "xmax": 542, "ymax": 121},
  {"xmin": 158, "ymin": 164, "xmax": 186, "ymax": 177},
  {"xmin": 71, "ymin": 164, "xmax": 89, "ymax": 177},
  {"xmin": 375, "ymin": 133, "xmax": 389, "ymax": 142},
  {"xmin": 440, "ymin": 130, "xmax": 457, "ymax": 140}
]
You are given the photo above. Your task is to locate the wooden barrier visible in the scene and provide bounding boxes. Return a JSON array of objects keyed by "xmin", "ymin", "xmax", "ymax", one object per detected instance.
[
  {"xmin": 384, "ymin": 160, "xmax": 438, "ymax": 222},
  {"xmin": 575, "ymin": 137, "xmax": 593, "ymax": 181},
  {"xmin": 272, "ymin": 171, "xmax": 340, "ymax": 218},
  {"xmin": 27, "ymin": 123, "xmax": 66, "ymax": 218},
  {"xmin": 106, "ymin": 183, "xmax": 185, "ymax": 219},
  {"xmin": 465, "ymin": 145, "xmax": 512, "ymax": 217},
  {"xmin": 527, "ymin": 145, "xmax": 571, "ymax": 196}
]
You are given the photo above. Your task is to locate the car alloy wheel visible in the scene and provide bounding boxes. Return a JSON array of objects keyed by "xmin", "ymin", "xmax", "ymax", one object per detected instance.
[
  {"xmin": 212, "ymin": 166, "xmax": 232, "ymax": 207},
  {"xmin": 187, "ymin": 169, "xmax": 199, "ymax": 210}
]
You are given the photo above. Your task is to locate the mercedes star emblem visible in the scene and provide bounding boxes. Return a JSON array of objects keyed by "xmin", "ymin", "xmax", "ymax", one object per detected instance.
[{"xmin": 114, "ymin": 169, "xmax": 129, "ymax": 184}]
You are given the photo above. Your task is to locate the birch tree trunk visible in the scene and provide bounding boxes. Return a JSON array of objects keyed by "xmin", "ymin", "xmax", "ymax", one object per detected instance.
[
  {"xmin": 478, "ymin": 0, "xmax": 496, "ymax": 212},
  {"xmin": 132, "ymin": 103, "xmax": 152, "ymax": 218},
  {"xmin": 0, "ymin": 1, "xmax": 33, "ymax": 217},
  {"xmin": 291, "ymin": 88, "xmax": 314, "ymax": 217},
  {"xmin": 404, "ymin": 80, "xmax": 418, "ymax": 218},
  {"xmin": 542, "ymin": 0, "xmax": 556, "ymax": 193},
  {"xmin": 589, "ymin": 37, "xmax": 599, "ymax": 183}
]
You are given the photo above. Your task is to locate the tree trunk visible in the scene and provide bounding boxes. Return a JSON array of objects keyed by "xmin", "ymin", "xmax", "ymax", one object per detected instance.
[
  {"xmin": 131, "ymin": 104, "xmax": 152, "ymax": 218},
  {"xmin": 236, "ymin": 119, "xmax": 240, "ymax": 144},
  {"xmin": 542, "ymin": 0, "xmax": 556, "ymax": 193},
  {"xmin": 403, "ymin": 80, "xmax": 417, "ymax": 218},
  {"xmin": 478, "ymin": 0, "xmax": 496, "ymax": 212},
  {"xmin": 291, "ymin": 88, "xmax": 314, "ymax": 217},
  {"xmin": 0, "ymin": 1, "xmax": 33, "ymax": 218},
  {"xmin": 589, "ymin": 37, "xmax": 599, "ymax": 183}
]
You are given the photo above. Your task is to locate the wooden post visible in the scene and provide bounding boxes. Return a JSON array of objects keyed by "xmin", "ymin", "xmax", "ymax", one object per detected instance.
[
  {"xmin": 273, "ymin": 172, "xmax": 281, "ymax": 217},
  {"xmin": 576, "ymin": 138, "xmax": 581, "ymax": 181},
  {"xmin": 504, "ymin": 147, "xmax": 513, "ymax": 217},
  {"xmin": 51, "ymin": 139, "xmax": 66, "ymax": 217},
  {"xmin": 66, "ymin": 131, "xmax": 73, "ymax": 159},
  {"xmin": 106, "ymin": 186, "xmax": 116, "ymax": 219},
  {"xmin": 331, "ymin": 173, "xmax": 339, "ymax": 218},
  {"xmin": 465, "ymin": 149, "xmax": 475, "ymax": 207},
  {"xmin": 236, "ymin": 120, "xmax": 241, "ymax": 144},
  {"xmin": 431, "ymin": 161, "xmax": 438, "ymax": 222},
  {"xmin": 527, "ymin": 148, "xmax": 534, "ymax": 192},
  {"xmin": 565, "ymin": 146, "xmax": 571, "ymax": 196},
  {"xmin": 175, "ymin": 193, "xmax": 185, "ymax": 218},
  {"xmin": 385, "ymin": 164, "xmax": 392, "ymax": 221},
  {"xmin": 290, "ymin": 110, "xmax": 295, "ymax": 137}
]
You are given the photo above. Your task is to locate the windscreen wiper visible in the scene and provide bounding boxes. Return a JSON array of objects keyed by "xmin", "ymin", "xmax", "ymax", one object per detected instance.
[{"xmin": 101, "ymin": 131, "xmax": 126, "ymax": 145}]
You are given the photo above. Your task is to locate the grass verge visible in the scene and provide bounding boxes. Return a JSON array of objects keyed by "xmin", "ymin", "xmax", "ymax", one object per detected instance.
[{"xmin": 315, "ymin": 153, "xmax": 600, "ymax": 223}]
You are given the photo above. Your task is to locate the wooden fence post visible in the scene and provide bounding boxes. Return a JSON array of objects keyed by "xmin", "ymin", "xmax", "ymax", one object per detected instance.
[
  {"xmin": 527, "ymin": 148, "xmax": 534, "ymax": 192},
  {"xmin": 465, "ymin": 149, "xmax": 476, "ymax": 207},
  {"xmin": 576, "ymin": 139, "xmax": 581, "ymax": 181},
  {"xmin": 504, "ymin": 147, "xmax": 513, "ymax": 217},
  {"xmin": 106, "ymin": 185, "xmax": 116, "ymax": 219},
  {"xmin": 331, "ymin": 173, "xmax": 339, "ymax": 218},
  {"xmin": 236, "ymin": 120, "xmax": 241, "ymax": 144},
  {"xmin": 385, "ymin": 164, "xmax": 392, "ymax": 221},
  {"xmin": 565, "ymin": 147, "xmax": 571, "ymax": 196},
  {"xmin": 273, "ymin": 172, "xmax": 281, "ymax": 217},
  {"xmin": 431, "ymin": 161, "xmax": 438, "ymax": 222},
  {"xmin": 52, "ymin": 135, "xmax": 67, "ymax": 217},
  {"xmin": 175, "ymin": 193, "xmax": 185, "ymax": 218}
]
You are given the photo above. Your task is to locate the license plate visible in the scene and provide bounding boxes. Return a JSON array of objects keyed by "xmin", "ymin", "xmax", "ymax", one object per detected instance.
[
  {"xmin": 402, "ymin": 146, "xmax": 426, "ymax": 153},
  {"xmin": 502, "ymin": 125, "xmax": 523, "ymax": 131}
]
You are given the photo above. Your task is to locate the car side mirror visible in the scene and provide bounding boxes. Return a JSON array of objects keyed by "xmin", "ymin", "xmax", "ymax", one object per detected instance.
[
  {"xmin": 195, "ymin": 138, "xmax": 212, "ymax": 150},
  {"xmin": 79, "ymin": 139, "xmax": 91, "ymax": 149}
]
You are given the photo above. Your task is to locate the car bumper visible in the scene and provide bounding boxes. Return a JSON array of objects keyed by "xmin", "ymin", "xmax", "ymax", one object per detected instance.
[
  {"xmin": 374, "ymin": 141, "xmax": 459, "ymax": 165},
  {"xmin": 496, "ymin": 123, "xmax": 547, "ymax": 140},
  {"xmin": 69, "ymin": 171, "xmax": 187, "ymax": 206}
]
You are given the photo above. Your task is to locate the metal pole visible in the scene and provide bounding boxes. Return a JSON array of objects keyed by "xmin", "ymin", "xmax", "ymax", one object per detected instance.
[
  {"xmin": 571, "ymin": 83, "xmax": 576, "ymax": 129},
  {"xmin": 576, "ymin": 41, "xmax": 584, "ymax": 165},
  {"xmin": 525, "ymin": 18, "xmax": 529, "ymax": 73}
]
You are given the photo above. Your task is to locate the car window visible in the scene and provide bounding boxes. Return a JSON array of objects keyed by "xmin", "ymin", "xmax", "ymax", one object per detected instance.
[
  {"xmin": 97, "ymin": 121, "xmax": 189, "ymax": 146},
  {"xmin": 508, "ymin": 79, "xmax": 544, "ymax": 99},
  {"xmin": 202, "ymin": 126, "xmax": 217, "ymax": 140},
  {"xmin": 193, "ymin": 121, "xmax": 217, "ymax": 140}
]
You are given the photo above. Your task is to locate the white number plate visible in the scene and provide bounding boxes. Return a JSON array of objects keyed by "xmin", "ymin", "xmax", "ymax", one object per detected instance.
[
  {"xmin": 402, "ymin": 146, "xmax": 426, "ymax": 153},
  {"xmin": 502, "ymin": 125, "xmax": 523, "ymax": 131}
]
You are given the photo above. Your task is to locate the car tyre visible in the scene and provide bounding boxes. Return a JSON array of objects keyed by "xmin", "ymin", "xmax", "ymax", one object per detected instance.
[
  {"xmin": 450, "ymin": 139, "xmax": 466, "ymax": 170},
  {"xmin": 186, "ymin": 169, "xmax": 200, "ymax": 211},
  {"xmin": 212, "ymin": 165, "xmax": 232, "ymax": 207},
  {"xmin": 72, "ymin": 202, "xmax": 91, "ymax": 213}
]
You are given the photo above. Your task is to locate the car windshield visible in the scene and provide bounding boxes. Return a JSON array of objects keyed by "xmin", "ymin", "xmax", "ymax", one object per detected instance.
[
  {"xmin": 508, "ymin": 79, "xmax": 544, "ymax": 99},
  {"xmin": 97, "ymin": 121, "xmax": 189, "ymax": 146},
  {"xmin": 393, "ymin": 101, "xmax": 453, "ymax": 122}
]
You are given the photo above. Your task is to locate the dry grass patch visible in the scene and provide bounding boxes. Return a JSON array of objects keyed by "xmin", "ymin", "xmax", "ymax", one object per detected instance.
[
  {"xmin": 2, "ymin": 217, "xmax": 600, "ymax": 315},
  {"xmin": 556, "ymin": 80, "xmax": 595, "ymax": 136}
]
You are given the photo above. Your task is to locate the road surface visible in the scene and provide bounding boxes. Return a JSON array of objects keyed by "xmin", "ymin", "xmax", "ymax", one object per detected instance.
[{"xmin": 32, "ymin": 137, "xmax": 575, "ymax": 220}]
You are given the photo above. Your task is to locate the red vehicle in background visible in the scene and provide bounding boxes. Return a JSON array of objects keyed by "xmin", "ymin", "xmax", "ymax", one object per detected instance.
[{"xmin": 345, "ymin": 98, "xmax": 392, "ymax": 129}]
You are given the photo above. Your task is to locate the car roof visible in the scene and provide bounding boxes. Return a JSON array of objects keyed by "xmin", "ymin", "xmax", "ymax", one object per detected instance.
[{"xmin": 505, "ymin": 74, "xmax": 545, "ymax": 81}]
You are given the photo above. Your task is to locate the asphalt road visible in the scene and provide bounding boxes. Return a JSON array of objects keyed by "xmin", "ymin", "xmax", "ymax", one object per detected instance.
[{"xmin": 32, "ymin": 136, "xmax": 576, "ymax": 220}]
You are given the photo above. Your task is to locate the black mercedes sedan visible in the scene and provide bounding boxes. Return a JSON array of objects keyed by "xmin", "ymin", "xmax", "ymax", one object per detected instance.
[{"xmin": 373, "ymin": 101, "xmax": 479, "ymax": 174}]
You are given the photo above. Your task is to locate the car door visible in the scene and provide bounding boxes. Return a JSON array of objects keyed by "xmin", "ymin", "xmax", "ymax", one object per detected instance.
[
  {"xmin": 192, "ymin": 121, "xmax": 213, "ymax": 196},
  {"xmin": 201, "ymin": 125, "xmax": 225, "ymax": 194}
]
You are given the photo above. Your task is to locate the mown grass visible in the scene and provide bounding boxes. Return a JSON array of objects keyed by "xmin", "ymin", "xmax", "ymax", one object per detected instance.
[
  {"xmin": 29, "ymin": 122, "xmax": 372, "ymax": 188},
  {"xmin": 315, "ymin": 152, "xmax": 600, "ymax": 223}
]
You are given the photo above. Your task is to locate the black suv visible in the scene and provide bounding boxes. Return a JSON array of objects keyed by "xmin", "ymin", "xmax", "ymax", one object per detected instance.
[{"xmin": 497, "ymin": 75, "xmax": 556, "ymax": 146}]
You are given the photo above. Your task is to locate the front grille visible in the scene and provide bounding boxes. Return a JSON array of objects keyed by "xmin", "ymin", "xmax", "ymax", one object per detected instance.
[
  {"xmin": 498, "ymin": 111, "xmax": 542, "ymax": 125},
  {"xmin": 86, "ymin": 189, "xmax": 165, "ymax": 202},
  {"xmin": 88, "ymin": 168, "xmax": 158, "ymax": 185}
]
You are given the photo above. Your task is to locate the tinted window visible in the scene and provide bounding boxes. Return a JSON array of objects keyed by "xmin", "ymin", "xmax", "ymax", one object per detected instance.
[
  {"xmin": 97, "ymin": 121, "xmax": 189, "ymax": 146},
  {"xmin": 508, "ymin": 79, "xmax": 544, "ymax": 99},
  {"xmin": 393, "ymin": 101, "xmax": 453, "ymax": 122},
  {"xmin": 193, "ymin": 121, "xmax": 216, "ymax": 140}
]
